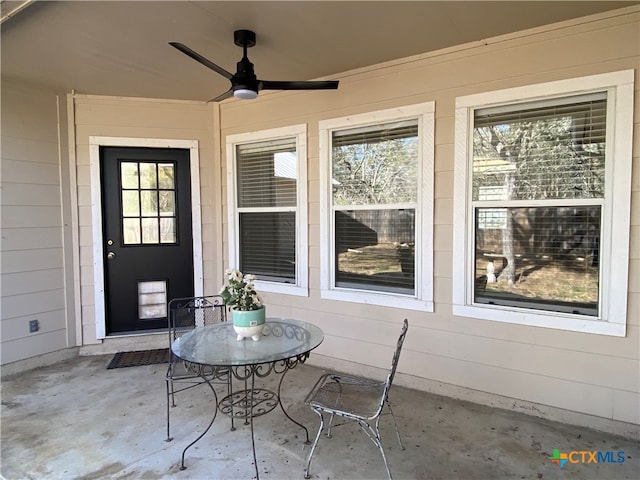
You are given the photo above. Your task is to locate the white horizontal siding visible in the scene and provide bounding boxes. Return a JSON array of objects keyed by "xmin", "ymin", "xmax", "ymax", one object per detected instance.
[
  {"xmin": 1, "ymin": 159, "xmax": 62, "ymax": 185},
  {"xmin": 1, "ymin": 183, "xmax": 64, "ymax": 206},
  {"xmin": 1, "ymin": 330, "xmax": 69, "ymax": 365},
  {"xmin": 0, "ymin": 80, "xmax": 69, "ymax": 364},
  {"xmin": 0, "ymin": 228, "xmax": 63, "ymax": 251},
  {"xmin": 2, "ymin": 206, "xmax": 62, "ymax": 228},
  {"xmin": 1, "ymin": 310, "xmax": 67, "ymax": 343},
  {"xmin": 1, "ymin": 269, "xmax": 65, "ymax": 296},
  {"xmin": 1, "ymin": 248, "xmax": 64, "ymax": 274},
  {"xmin": 1, "ymin": 135, "xmax": 60, "ymax": 164},
  {"xmin": 1, "ymin": 289, "xmax": 66, "ymax": 319}
]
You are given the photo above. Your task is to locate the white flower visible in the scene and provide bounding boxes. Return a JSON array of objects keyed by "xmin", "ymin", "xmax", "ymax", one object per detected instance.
[{"xmin": 220, "ymin": 268, "xmax": 264, "ymax": 311}]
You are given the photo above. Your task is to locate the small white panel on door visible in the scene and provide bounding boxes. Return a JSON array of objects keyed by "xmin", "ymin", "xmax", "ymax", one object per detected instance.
[{"xmin": 138, "ymin": 281, "xmax": 167, "ymax": 319}]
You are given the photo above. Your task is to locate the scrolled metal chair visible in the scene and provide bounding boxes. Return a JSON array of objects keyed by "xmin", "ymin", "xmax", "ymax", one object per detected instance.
[
  {"xmin": 304, "ymin": 319, "xmax": 408, "ymax": 480},
  {"xmin": 165, "ymin": 295, "xmax": 232, "ymax": 442}
]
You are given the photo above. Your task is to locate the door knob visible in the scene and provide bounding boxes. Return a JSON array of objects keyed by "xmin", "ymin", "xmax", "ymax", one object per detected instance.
[{"xmin": 107, "ymin": 252, "xmax": 116, "ymax": 260}]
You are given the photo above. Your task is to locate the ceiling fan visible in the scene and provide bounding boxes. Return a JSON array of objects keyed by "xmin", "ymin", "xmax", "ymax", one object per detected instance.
[{"xmin": 170, "ymin": 29, "xmax": 339, "ymax": 102}]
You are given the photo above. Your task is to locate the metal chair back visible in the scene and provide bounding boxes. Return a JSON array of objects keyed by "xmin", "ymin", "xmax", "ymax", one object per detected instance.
[
  {"xmin": 165, "ymin": 295, "xmax": 229, "ymax": 442},
  {"xmin": 304, "ymin": 319, "xmax": 409, "ymax": 480},
  {"xmin": 378, "ymin": 318, "xmax": 409, "ymax": 415},
  {"xmin": 168, "ymin": 295, "xmax": 226, "ymax": 347}
]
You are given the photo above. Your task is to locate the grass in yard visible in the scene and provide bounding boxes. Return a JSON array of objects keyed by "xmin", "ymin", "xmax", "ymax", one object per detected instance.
[{"xmin": 479, "ymin": 255, "xmax": 598, "ymax": 303}]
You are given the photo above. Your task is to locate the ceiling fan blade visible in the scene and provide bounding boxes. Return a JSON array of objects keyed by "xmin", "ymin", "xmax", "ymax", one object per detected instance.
[
  {"xmin": 209, "ymin": 88, "xmax": 234, "ymax": 102},
  {"xmin": 169, "ymin": 42, "xmax": 233, "ymax": 80},
  {"xmin": 260, "ymin": 80, "xmax": 339, "ymax": 91}
]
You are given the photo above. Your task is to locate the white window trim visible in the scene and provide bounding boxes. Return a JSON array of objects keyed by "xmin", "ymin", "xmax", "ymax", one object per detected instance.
[
  {"xmin": 226, "ymin": 124, "xmax": 308, "ymax": 297},
  {"xmin": 453, "ymin": 70, "xmax": 634, "ymax": 336},
  {"xmin": 319, "ymin": 103, "xmax": 435, "ymax": 311},
  {"xmin": 89, "ymin": 136, "xmax": 203, "ymax": 339}
]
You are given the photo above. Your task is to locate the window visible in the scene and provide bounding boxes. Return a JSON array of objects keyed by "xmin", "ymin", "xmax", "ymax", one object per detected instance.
[
  {"xmin": 121, "ymin": 161, "xmax": 176, "ymax": 244},
  {"xmin": 320, "ymin": 103, "xmax": 434, "ymax": 311},
  {"xmin": 453, "ymin": 70, "xmax": 634, "ymax": 336},
  {"xmin": 226, "ymin": 125, "xmax": 308, "ymax": 296}
]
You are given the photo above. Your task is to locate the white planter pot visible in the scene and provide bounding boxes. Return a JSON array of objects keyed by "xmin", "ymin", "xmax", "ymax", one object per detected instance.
[{"xmin": 231, "ymin": 306, "xmax": 266, "ymax": 341}]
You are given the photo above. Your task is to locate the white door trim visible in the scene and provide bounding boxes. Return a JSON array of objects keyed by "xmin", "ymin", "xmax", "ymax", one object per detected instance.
[{"xmin": 89, "ymin": 136, "xmax": 203, "ymax": 339}]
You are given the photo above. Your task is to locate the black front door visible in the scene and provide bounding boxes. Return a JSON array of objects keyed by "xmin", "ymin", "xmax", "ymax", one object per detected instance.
[{"xmin": 101, "ymin": 147, "xmax": 194, "ymax": 334}]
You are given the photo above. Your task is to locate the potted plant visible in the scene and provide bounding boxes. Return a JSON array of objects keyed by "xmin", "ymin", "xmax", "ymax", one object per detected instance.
[{"xmin": 220, "ymin": 269, "xmax": 265, "ymax": 341}]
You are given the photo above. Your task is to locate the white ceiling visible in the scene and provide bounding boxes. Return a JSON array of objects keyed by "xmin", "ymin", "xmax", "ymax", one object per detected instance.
[{"xmin": 1, "ymin": 1, "xmax": 637, "ymax": 102}]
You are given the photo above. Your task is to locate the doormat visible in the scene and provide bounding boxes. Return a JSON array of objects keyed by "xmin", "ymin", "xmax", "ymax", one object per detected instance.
[{"xmin": 106, "ymin": 348, "xmax": 169, "ymax": 369}]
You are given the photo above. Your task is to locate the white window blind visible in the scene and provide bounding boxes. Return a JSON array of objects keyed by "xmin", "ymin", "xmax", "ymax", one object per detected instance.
[
  {"xmin": 236, "ymin": 138, "xmax": 297, "ymax": 282},
  {"xmin": 473, "ymin": 93, "xmax": 607, "ymax": 201},
  {"xmin": 236, "ymin": 139, "xmax": 297, "ymax": 208}
]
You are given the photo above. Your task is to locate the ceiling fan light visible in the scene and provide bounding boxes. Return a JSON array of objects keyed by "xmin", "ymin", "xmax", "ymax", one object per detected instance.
[{"xmin": 234, "ymin": 88, "xmax": 258, "ymax": 100}]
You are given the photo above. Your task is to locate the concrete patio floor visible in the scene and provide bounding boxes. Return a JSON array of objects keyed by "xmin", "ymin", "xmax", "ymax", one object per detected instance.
[{"xmin": 1, "ymin": 354, "xmax": 639, "ymax": 480}]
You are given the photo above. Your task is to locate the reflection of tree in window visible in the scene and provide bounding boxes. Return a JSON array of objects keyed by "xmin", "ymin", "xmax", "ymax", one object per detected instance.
[
  {"xmin": 332, "ymin": 122, "xmax": 418, "ymax": 295},
  {"xmin": 472, "ymin": 94, "xmax": 606, "ymax": 315}
]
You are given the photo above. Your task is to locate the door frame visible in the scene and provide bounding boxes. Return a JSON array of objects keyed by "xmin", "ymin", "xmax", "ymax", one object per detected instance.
[{"xmin": 89, "ymin": 136, "xmax": 203, "ymax": 339}]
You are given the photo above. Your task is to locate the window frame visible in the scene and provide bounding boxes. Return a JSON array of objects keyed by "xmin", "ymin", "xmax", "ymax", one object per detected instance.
[
  {"xmin": 226, "ymin": 124, "xmax": 308, "ymax": 297},
  {"xmin": 453, "ymin": 70, "xmax": 634, "ymax": 336},
  {"xmin": 319, "ymin": 102, "xmax": 435, "ymax": 311}
]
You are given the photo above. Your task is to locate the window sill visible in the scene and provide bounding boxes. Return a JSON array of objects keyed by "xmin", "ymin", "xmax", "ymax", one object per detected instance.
[
  {"xmin": 452, "ymin": 304, "xmax": 626, "ymax": 337},
  {"xmin": 321, "ymin": 288, "xmax": 434, "ymax": 312},
  {"xmin": 255, "ymin": 280, "xmax": 308, "ymax": 297}
]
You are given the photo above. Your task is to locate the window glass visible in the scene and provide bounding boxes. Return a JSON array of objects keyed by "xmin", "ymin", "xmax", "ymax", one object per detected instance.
[
  {"xmin": 140, "ymin": 190, "xmax": 157, "ymax": 216},
  {"xmin": 454, "ymin": 71, "xmax": 633, "ymax": 335},
  {"xmin": 239, "ymin": 212, "xmax": 295, "ymax": 282},
  {"xmin": 160, "ymin": 218, "xmax": 176, "ymax": 243},
  {"xmin": 332, "ymin": 121, "xmax": 418, "ymax": 205},
  {"xmin": 121, "ymin": 162, "xmax": 139, "ymax": 189},
  {"xmin": 139, "ymin": 162, "xmax": 157, "ymax": 189},
  {"xmin": 141, "ymin": 218, "xmax": 159, "ymax": 244},
  {"xmin": 237, "ymin": 139, "xmax": 297, "ymax": 208},
  {"xmin": 123, "ymin": 218, "xmax": 141, "ymax": 244},
  {"xmin": 157, "ymin": 163, "xmax": 175, "ymax": 189},
  {"xmin": 120, "ymin": 161, "xmax": 177, "ymax": 246},
  {"xmin": 331, "ymin": 121, "xmax": 418, "ymax": 294},
  {"xmin": 335, "ymin": 209, "xmax": 415, "ymax": 294},
  {"xmin": 473, "ymin": 95, "xmax": 606, "ymax": 201},
  {"xmin": 471, "ymin": 94, "xmax": 606, "ymax": 316},
  {"xmin": 474, "ymin": 206, "xmax": 600, "ymax": 316},
  {"xmin": 235, "ymin": 138, "xmax": 298, "ymax": 283}
]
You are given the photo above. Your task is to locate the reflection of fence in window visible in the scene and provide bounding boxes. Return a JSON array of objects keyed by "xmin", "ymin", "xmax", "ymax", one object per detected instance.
[
  {"xmin": 477, "ymin": 185, "xmax": 507, "ymax": 230},
  {"xmin": 474, "ymin": 205, "xmax": 600, "ymax": 315},
  {"xmin": 478, "ymin": 208, "xmax": 507, "ymax": 230},
  {"xmin": 335, "ymin": 209, "xmax": 415, "ymax": 294}
]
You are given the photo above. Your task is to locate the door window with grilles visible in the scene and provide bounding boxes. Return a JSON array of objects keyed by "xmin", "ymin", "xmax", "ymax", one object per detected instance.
[{"xmin": 120, "ymin": 161, "xmax": 177, "ymax": 245}]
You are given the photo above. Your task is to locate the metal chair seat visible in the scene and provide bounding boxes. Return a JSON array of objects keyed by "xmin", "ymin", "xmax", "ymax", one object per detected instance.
[
  {"xmin": 307, "ymin": 374, "xmax": 386, "ymax": 419},
  {"xmin": 304, "ymin": 319, "xmax": 408, "ymax": 480}
]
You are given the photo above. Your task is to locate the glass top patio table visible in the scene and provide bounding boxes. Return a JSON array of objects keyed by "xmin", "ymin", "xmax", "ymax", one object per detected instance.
[
  {"xmin": 171, "ymin": 318, "xmax": 324, "ymax": 367},
  {"xmin": 169, "ymin": 317, "xmax": 324, "ymax": 479}
]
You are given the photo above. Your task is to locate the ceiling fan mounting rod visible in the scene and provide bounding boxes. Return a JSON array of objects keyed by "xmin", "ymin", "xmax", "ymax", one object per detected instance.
[{"xmin": 234, "ymin": 29, "xmax": 256, "ymax": 49}]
